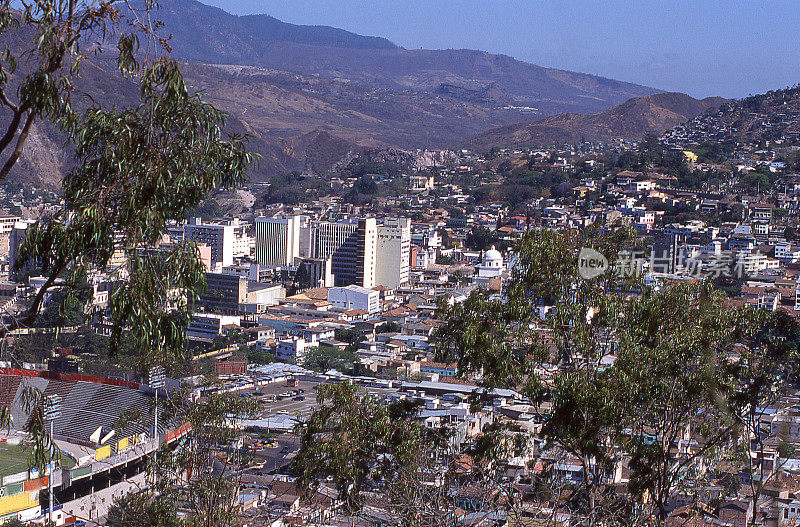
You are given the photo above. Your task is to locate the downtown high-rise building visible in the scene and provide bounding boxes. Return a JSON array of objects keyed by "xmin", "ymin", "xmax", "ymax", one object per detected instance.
[
  {"xmin": 254, "ymin": 215, "xmax": 301, "ymax": 268},
  {"xmin": 376, "ymin": 217, "xmax": 411, "ymax": 289},
  {"xmin": 311, "ymin": 217, "xmax": 377, "ymax": 288},
  {"xmin": 356, "ymin": 218, "xmax": 378, "ymax": 289},
  {"xmin": 253, "ymin": 215, "xmax": 409, "ymax": 289},
  {"xmin": 183, "ymin": 217, "xmax": 250, "ymax": 268}
]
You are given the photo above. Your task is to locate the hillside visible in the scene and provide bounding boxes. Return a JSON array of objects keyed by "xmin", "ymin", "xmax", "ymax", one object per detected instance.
[
  {"xmin": 177, "ymin": 62, "xmax": 529, "ymax": 154},
  {"xmin": 6, "ymin": 0, "xmax": 665, "ymax": 185},
  {"xmin": 661, "ymin": 85, "xmax": 800, "ymax": 148},
  {"xmin": 461, "ymin": 93, "xmax": 727, "ymax": 152}
]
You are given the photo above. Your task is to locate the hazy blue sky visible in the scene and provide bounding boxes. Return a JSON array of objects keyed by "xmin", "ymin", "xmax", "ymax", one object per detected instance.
[{"xmin": 200, "ymin": 0, "xmax": 799, "ymax": 99}]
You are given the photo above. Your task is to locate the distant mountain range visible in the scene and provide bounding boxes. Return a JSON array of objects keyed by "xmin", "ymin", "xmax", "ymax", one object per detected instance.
[
  {"xmin": 7, "ymin": 0, "xmax": 733, "ymax": 185},
  {"xmin": 154, "ymin": 0, "xmax": 397, "ymax": 63},
  {"xmin": 461, "ymin": 93, "xmax": 728, "ymax": 151},
  {"xmin": 152, "ymin": 0, "xmax": 658, "ymax": 116}
]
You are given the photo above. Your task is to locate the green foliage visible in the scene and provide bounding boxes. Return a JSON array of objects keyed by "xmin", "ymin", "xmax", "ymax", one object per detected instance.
[
  {"xmin": 344, "ymin": 175, "xmax": 381, "ymax": 205},
  {"xmin": 691, "ymin": 140, "xmax": 736, "ymax": 164},
  {"xmin": 738, "ymin": 168, "xmax": 777, "ymax": 191},
  {"xmin": 246, "ymin": 348, "xmax": 273, "ymax": 365},
  {"xmin": 37, "ymin": 268, "xmax": 92, "ymax": 327},
  {"xmin": 0, "ymin": 11, "xmax": 256, "ymax": 520},
  {"xmin": 433, "ymin": 228, "xmax": 800, "ymax": 523},
  {"xmin": 107, "ymin": 492, "xmax": 181, "ymax": 527},
  {"xmin": 39, "ymin": 290, "xmax": 87, "ymax": 327},
  {"xmin": 613, "ymin": 282, "xmax": 731, "ymax": 517},
  {"xmin": 438, "ymin": 227, "xmax": 453, "ymax": 248},
  {"xmin": 261, "ymin": 171, "xmax": 312, "ymax": 206},
  {"xmin": 471, "ymin": 183, "xmax": 539, "ymax": 210},
  {"xmin": 467, "ymin": 156, "xmax": 580, "ymax": 210},
  {"xmin": 303, "ymin": 344, "xmax": 357, "ymax": 373},
  {"xmin": 343, "ymin": 157, "xmax": 404, "ymax": 179},
  {"xmin": 15, "ymin": 57, "xmax": 252, "ymax": 367},
  {"xmin": 293, "ymin": 383, "xmax": 424, "ymax": 513},
  {"xmin": 334, "ymin": 327, "xmax": 366, "ymax": 353},
  {"xmin": 112, "ymin": 390, "xmax": 261, "ymax": 527},
  {"xmin": 18, "ymin": 386, "xmax": 56, "ymax": 474},
  {"xmin": 435, "ymin": 253, "xmax": 455, "ymax": 265},
  {"xmin": 352, "ymin": 175, "xmax": 378, "ymax": 194},
  {"xmin": 464, "ymin": 225, "xmax": 499, "ymax": 252},
  {"xmin": 377, "ymin": 320, "xmax": 401, "ymax": 334},
  {"xmin": 212, "ymin": 328, "xmax": 248, "ymax": 351},
  {"xmin": 612, "ymin": 134, "xmax": 703, "ymax": 188},
  {"xmin": 191, "ymin": 197, "xmax": 223, "ymax": 220}
]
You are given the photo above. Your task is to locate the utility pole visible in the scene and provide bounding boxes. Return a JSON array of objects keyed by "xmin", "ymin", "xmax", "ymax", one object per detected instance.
[{"xmin": 44, "ymin": 395, "xmax": 62, "ymax": 525}]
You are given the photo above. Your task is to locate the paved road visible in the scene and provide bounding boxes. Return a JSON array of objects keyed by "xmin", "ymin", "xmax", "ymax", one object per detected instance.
[
  {"xmin": 248, "ymin": 435, "xmax": 300, "ymax": 475},
  {"xmin": 262, "ymin": 398, "xmax": 317, "ymax": 421}
]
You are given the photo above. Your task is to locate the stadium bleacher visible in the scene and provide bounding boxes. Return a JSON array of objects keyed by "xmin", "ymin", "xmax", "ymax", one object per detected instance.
[{"xmin": 0, "ymin": 372, "xmax": 166, "ymax": 445}]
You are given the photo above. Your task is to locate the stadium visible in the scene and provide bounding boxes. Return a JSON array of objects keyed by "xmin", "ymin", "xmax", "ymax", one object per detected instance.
[{"xmin": 0, "ymin": 368, "xmax": 189, "ymax": 525}]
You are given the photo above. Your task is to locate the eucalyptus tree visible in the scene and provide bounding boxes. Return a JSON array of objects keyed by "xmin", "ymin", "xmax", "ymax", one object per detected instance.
[
  {"xmin": 294, "ymin": 382, "xmax": 424, "ymax": 514},
  {"xmin": 612, "ymin": 281, "xmax": 736, "ymax": 523},
  {"xmin": 293, "ymin": 382, "xmax": 467, "ymax": 527},
  {"xmin": 289, "ymin": 229, "xmax": 800, "ymax": 525},
  {"xmin": 0, "ymin": 0, "xmax": 160, "ymax": 180},
  {"xmin": 107, "ymin": 390, "xmax": 261, "ymax": 527},
  {"xmin": 0, "ymin": 2, "xmax": 254, "ymax": 517},
  {"xmin": 722, "ymin": 307, "xmax": 800, "ymax": 524},
  {"xmin": 432, "ymin": 228, "xmax": 799, "ymax": 526},
  {"xmin": 0, "ymin": 0, "xmax": 252, "ymax": 368},
  {"xmin": 435, "ymin": 227, "xmax": 642, "ymax": 526}
]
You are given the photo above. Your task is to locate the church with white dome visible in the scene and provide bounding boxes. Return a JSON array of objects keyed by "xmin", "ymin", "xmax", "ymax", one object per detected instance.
[{"xmin": 476, "ymin": 245, "xmax": 505, "ymax": 278}]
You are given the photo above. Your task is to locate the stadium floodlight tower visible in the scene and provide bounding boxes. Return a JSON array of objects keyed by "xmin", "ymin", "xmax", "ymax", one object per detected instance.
[
  {"xmin": 148, "ymin": 366, "xmax": 166, "ymax": 491},
  {"xmin": 148, "ymin": 366, "xmax": 166, "ymax": 445},
  {"xmin": 44, "ymin": 394, "xmax": 62, "ymax": 524}
]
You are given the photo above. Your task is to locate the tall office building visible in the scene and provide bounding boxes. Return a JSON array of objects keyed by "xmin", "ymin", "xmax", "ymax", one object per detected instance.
[
  {"xmin": 376, "ymin": 217, "xmax": 411, "ymax": 289},
  {"xmin": 183, "ymin": 218, "xmax": 248, "ymax": 268},
  {"xmin": 255, "ymin": 215, "xmax": 301, "ymax": 268},
  {"xmin": 311, "ymin": 217, "xmax": 377, "ymax": 288},
  {"xmin": 312, "ymin": 218, "xmax": 358, "ymax": 261},
  {"xmin": 356, "ymin": 218, "xmax": 378, "ymax": 289}
]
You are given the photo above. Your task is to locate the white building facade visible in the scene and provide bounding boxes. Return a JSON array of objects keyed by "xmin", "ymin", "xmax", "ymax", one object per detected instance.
[
  {"xmin": 376, "ymin": 217, "xmax": 411, "ymax": 289},
  {"xmin": 328, "ymin": 285, "xmax": 381, "ymax": 314},
  {"xmin": 184, "ymin": 218, "xmax": 249, "ymax": 267}
]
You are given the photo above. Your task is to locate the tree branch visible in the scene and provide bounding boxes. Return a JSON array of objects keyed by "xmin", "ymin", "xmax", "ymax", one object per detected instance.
[
  {"xmin": 0, "ymin": 105, "xmax": 23, "ymax": 155},
  {"xmin": 0, "ymin": 108, "xmax": 36, "ymax": 181},
  {"xmin": 0, "ymin": 83, "xmax": 19, "ymax": 113},
  {"xmin": 21, "ymin": 253, "xmax": 68, "ymax": 327}
]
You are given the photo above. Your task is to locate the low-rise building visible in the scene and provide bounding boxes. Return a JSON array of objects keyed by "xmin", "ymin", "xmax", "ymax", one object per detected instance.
[{"xmin": 328, "ymin": 285, "xmax": 381, "ymax": 314}]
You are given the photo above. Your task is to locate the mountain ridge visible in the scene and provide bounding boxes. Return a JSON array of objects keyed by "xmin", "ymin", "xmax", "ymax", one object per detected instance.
[
  {"xmin": 147, "ymin": 0, "xmax": 660, "ymax": 116},
  {"xmin": 238, "ymin": 14, "xmax": 398, "ymax": 50},
  {"xmin": 150, "ymin": 0, "xmax": 397, "ymax": 64}
]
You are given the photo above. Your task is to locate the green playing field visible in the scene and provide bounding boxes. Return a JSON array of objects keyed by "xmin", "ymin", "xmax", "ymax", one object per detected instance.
[
  {"xmin": 0, "ymin": 442, "xmax": 30, "ymax": 478},
  {"xmin": 0, "ymin": 442, "xmax": 75, "ymax": 477}
]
